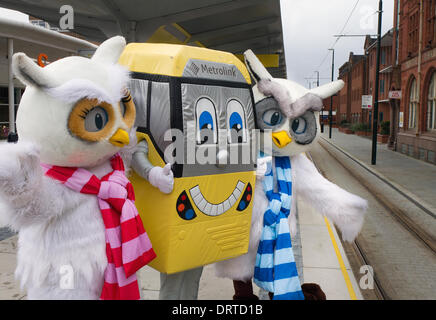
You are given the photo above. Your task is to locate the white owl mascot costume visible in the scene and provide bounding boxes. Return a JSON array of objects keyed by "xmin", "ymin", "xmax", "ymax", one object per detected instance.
[
  {"xmin": 0, "ymin": 36, "xmax": 156, "ymax": 300},
  {"xmin": 214, "ymin": 50, "xmax": 367, "ymax": 300}
]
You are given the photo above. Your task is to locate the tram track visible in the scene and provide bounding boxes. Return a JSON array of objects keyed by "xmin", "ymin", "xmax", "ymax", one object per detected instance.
[
  {"xmin": 317, "ymin": 137, "xmax": 436, "ymax": 255},
  {"xmin": 307, "ymin": 139, "xmax": 436, "ymax": 300}
]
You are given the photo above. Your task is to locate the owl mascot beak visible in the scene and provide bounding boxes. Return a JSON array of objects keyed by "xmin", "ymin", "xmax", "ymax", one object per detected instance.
[
  {"xmin": 271, "ymin": 131, "xmax": 292, "ymax": 148},
  {"xmin": 109, "ymin": 128, "xmax": 129, "ymax": 147}
]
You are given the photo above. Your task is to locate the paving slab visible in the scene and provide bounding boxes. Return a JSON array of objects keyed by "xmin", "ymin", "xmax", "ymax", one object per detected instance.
[{"xmin": 298, "ymin": 199, "xmax": 361, "ymax": 300}]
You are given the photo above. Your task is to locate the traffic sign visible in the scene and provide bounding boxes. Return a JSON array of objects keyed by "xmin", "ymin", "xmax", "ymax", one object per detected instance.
[{"xmin": 362, "ymin": 95, "xmax": 373, "ymax": 109}]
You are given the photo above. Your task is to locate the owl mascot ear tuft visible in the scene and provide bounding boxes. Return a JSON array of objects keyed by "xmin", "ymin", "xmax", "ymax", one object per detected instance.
[
  {"xmin": 310, "ymin": 80, "xmax": 344, "ymax": 99},
  {"xmin": 244, "ymin": 49, "xmax": 273, "ymax": 83},
  {"xmin": 92, "ymin": 36, "xmax": 126, "ymax": 64},
  {"xmin": 12, "ymin": 52, "xmax": 54, "ymax": 88}
]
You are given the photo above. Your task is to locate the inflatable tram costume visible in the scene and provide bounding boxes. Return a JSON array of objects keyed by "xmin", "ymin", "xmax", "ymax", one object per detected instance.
[{"xmin": 119, "ymin": 44, "xmax": 259, "ymax": 282}]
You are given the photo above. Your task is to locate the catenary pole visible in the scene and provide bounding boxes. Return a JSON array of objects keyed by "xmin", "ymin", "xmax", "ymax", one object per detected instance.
[
  {"xmin": 329, "ymin": 48, "xmax": 335, "ymax": 139},
  {"xmin": 8, "ymin": 38, "xmax": 14, "ymax": 135},
  {"xmin": 315, "ymin": 71, "xmax": 325, "ymax": 133},
  {"xmin": 371, "ymin": 0, "xmax": 383, "ymax": 165}
]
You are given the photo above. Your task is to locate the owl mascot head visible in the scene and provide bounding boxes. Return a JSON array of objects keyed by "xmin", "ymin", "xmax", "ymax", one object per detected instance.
[
  {"xmin": 0, "ymin": 36, "xmax": 155, "ymax": 300},
  {"xmin": 244, "ymin": 49, "xmax": 344, "ymax": 157},
  {"xmin": 13, "ymin": 36, "xmax": 135, "ymax": 167},
  {"xmin": 214, "ymin": 50, "xmax": 367, "ymax": 301}
]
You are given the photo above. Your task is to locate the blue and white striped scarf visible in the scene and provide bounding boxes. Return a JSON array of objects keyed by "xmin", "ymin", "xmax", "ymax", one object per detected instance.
[{"xmin": 253, "ymin": 155, "xmax": 304, "ymax": 300}]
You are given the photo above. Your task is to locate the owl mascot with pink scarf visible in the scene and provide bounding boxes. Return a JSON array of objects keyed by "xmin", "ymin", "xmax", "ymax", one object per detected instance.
[{"xmin": 0, "ymin": 36, "xmax": 156, "ymax": 299}]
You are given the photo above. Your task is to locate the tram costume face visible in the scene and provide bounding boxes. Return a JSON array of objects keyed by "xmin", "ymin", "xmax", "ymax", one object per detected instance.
[
  {"xmin": 0, "ymin": 36, "xmax": 156, "ymax": 300},
  {"xmin": 119, "ymin": 44, "xmax": 257, "ymax": 274},
  {"xmin": 214, "ymin": 50, "xmax": 368, "ymax": 300}
]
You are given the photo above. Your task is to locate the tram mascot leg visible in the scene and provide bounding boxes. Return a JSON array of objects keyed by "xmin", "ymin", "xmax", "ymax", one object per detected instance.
[
  {"xmin": 214, "ymin": 50, "xmax": 367, "ymax": 300},
  {"xmin": 0, "ymin": 36, "xmax": 156, "ymax": 300}
]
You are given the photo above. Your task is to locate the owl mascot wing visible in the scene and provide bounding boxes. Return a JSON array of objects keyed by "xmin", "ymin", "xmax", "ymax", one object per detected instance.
[
  {"xmin": 0, "ymin": 36, "xmax": 155, "ymax": 300},
  {"xmin": 214, "ymin": 50, "xmax": 367, "ymax": 300}
]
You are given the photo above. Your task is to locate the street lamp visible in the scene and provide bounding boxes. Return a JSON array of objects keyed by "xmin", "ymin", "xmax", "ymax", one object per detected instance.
[{"xmin": 328, "ymin": 48, "xmax": 335, "ymax": 139}]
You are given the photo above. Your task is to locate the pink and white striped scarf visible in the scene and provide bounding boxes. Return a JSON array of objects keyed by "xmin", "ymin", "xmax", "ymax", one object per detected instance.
[{"xmin": 41, "ymin": 154, "xmax": 156, "ymax": 300}]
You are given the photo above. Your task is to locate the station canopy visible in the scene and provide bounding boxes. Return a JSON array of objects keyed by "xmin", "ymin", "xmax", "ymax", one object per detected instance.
[
  {"xmin": 0, "ymin": 16, "xmax": 97, "ymax": 87},
  {"xmin": 0, "ymin": 0, "xmax": 287, "ymax": 78}
]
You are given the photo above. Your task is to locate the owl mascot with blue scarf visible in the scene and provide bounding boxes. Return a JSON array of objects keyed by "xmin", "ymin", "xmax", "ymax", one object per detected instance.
[{"xmin": 214, "ymin": 50, "xmax": 367, "ymax": 300}]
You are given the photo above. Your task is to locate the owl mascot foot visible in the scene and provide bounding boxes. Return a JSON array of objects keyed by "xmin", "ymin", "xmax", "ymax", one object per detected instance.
[
  {"xmin": 301, "ymin": 283, "xmax": 326, "ymax": 300},
  {"xmin": 233, "ymin": 280, "xmax": 259, "ymax": 301},
  {"xmin": 214, "ymin": 50, "xmax": 367, "ymax": 300},
  {"xmin": 0, "ymin": 36, "xmax": 156, "ymax": 299}
]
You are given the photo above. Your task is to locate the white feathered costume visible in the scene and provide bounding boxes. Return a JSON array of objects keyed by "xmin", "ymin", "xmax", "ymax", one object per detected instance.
[
  {"xmin": 0, "ymin": 36, "xmax": 145, "ymax": 299},
  {"xmin": 214, "ymin": 51, "xmax": 367, "ymax": 292}
]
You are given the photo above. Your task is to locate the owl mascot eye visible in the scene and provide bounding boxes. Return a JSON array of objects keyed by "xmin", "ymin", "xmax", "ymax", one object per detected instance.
[
  {"xmin": 213, "ymin": 50, "xmax": 368, "ymax": 300},
  {"xmin": 0, "ymin": 36, "xmax": 156, "ymax": 300}
]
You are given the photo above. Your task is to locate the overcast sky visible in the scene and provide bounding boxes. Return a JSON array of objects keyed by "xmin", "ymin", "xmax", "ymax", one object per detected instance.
[
  {"xmin": 0, "ymin": 1, "xmax": 394, "ymax": 89},
  {"xmin": 280, "ymin": 0, "xmax": 394, "ymax": 88}
]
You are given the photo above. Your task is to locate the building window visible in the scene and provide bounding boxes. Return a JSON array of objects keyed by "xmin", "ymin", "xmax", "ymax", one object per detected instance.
[
  {"xmin": 408, "ymin": 144, "xmax": 415, "ymax": 157},
  {"xmin": 426, "ymin": 0, "xmax": 436, "ymax": 47},
  {"xmin": 409, "ymin": 78, "xmax": 418, "ymax": 129},
  {"xmin": 428, "ymin": 72, "xmax": 436, "ymax": 130},
  {"xmin": 381, "ymin": 50, "xmax": 386, "ymax": 65},
  {"xmin": 380, "ymin": 79, "xmax": 385, "ymax": 93},
  {"xmin": 419, "ymin": 148, "xmax": 426, "ymax": 160},
  {"xmin": 380, "ymin": 112, "xmax": 384, "ymax": 122},
  {"xmin": 408, "ymin": 11, "xmax": 419, "ymax": 55}
]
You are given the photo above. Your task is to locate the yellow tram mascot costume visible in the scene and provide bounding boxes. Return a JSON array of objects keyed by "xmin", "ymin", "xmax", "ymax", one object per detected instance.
[{"xmin": 118, "ymin": 43, "xmax": 258, "ymax": 299}]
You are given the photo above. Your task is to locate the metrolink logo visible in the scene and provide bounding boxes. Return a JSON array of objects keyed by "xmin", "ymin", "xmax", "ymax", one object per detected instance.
[
  {"xmin": 189, "ymin": 62, "xmax": 200, "ymax": 76},
  {"xmin": 201, "ymin": 64, "xmax": 237, "ymax": 78}
]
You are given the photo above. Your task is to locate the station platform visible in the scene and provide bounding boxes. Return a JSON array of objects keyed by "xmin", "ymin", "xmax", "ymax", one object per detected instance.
[{"xmin": 0, "ymin": 193, "xmax": 363, "ymax": 300}]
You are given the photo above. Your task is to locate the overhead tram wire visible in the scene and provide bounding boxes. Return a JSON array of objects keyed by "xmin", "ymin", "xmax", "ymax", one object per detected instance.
[
  {"xmin": 313, "ymin": 0, "xmax": 361, "ymax": 74},
  {"xmin": 308, "ymin": 0, "xmax": 360, "ymax": 140}
]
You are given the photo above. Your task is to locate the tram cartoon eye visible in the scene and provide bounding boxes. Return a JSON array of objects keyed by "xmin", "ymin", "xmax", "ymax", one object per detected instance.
[
  {"xmin": 227, "ymin": 99, "xmax": 247, "ymax": 144},
  {"xmin": 196, "ymin": 97, "xmax": 217, "ymax": 145}
]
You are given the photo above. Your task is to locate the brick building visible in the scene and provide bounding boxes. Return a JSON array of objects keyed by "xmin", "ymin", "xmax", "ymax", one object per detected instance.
[
  {"xmin": 394, "ymin": 0, "xmax": 436, "ymax": 164},
  {"xmin": 321, "ymin": 95, "xmax": 338, "ymax": 126},
  {"xmin": 338, "ymin": 52, "xmax": 367, "ymax": 125},
  {"xmin": 336, "ymin": 29, "xmax": 394, "ymax": 131},
  {"xmin": 365, "ymin": 30, "xmax": 394, "ymax": 129}
]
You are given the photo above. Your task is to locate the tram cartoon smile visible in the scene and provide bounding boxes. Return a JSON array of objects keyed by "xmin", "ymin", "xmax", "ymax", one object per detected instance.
[{"xmin": 176, "ymin": 180, "xmax": 252, "ymax": 220}]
